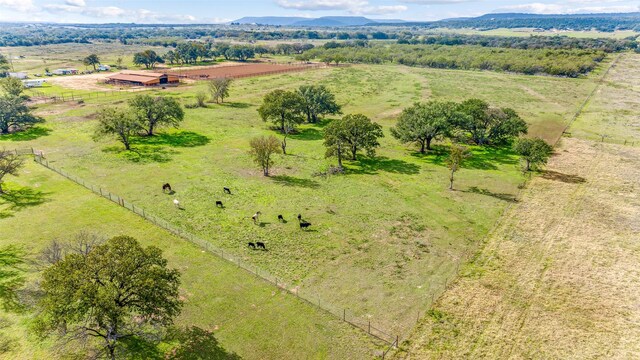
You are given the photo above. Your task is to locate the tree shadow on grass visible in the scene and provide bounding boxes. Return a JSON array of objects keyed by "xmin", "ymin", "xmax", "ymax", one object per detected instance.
[
  {"xmin": 0, "ymin": 127, "xmax": 52, "ymax": 141},
  {"xmin": 132, "ymin": 131, "xmax": 210, "ymax": 148},
  {"xmin": 221, "ymin": 102, "xmax": 251, "ymax": 109},
  {"xmin": 103, "ymin": 146, "xmax": 174, "ymax": 164},
  {"xmin": 416, "ymin": 144, "xmax": 518, "ymax": 171},
  {"xmin": 542, "ymin": 170, "xmax": 586, "ymax": 184},
  {"xmin": 120, "ymin": 337, "xmax": 163, "ymax": 360},
  {"xmin": 164, "ymin": 326, "xmax": 242, "ymax": 360},
  {"xmin": 463, "ymin": 186, "xmax": 519, "ymax": 203},
  {"xmin": 0, "ymin": 186, "xmax": 50, "ymax": 218},
  {"xmin": 347, "ymin": 156, "xmax": 420, "ymax": 175},
  {"xmin": 289, "ymin": 127, "xmax": 322, "ymax": 141},
  {"xmin": 271, "ymin": 175, "xmax": 320, "ymax": 189}
]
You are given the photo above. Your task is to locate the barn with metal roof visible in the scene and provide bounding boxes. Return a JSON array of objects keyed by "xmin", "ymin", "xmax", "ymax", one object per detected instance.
[{"xmin": 106, "ymin": 71, "xmax": 179, "ymax": 86}]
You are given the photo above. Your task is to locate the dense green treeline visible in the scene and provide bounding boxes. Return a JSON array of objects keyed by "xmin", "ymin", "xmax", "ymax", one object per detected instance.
[
  {"xmin": 0, "ymin": 23, "xmax": 637, "ymax": 50},
  {"xmin": 301, "ymin": 44, "xmax": 605, "ymax": 77},
  {"xmin": 396, "ymin": 34, "xmax": 637, "ymax": 52}
]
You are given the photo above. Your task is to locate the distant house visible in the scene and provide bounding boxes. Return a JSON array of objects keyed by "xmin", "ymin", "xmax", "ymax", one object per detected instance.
[
  {"xmin": 106, "ymin": 71, "xmax": 180, "ymax": 87},
  {"xmin": 8, "ymin": 72, "xmax": 28, "ymax": 79},
  {"xmin": 52, "ymin": 68, "xmax": 78, "ymax": 75},
  {"xmin": 23, "ymin": 79, "xmax": 45, "ymax": 88},
  {"xmin": 97, "ymin": 64, "xmax": 111, "ymax": 71}
]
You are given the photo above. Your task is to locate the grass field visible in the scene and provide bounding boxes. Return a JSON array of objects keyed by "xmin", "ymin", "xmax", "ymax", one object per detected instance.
[
  {"xmin": 571, "ymin": 53, "xmax": 640, "ymax": 144},
  {"xmin": 0, "ymin": 43, "xmax": 167, "ymax": 74},
  {"xmin": 0, "ymin": 162, "xmax": 381, "ymax": 359},
  {"xmin": 402, "ymin": 52, "xmax": 640, "ymax": 359},
  {"xmin": 0, "ymin": 56, "xmax": 599, "ymax": 344}
]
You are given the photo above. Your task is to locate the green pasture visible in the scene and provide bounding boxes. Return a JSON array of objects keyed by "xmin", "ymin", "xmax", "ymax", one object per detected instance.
[
  {"xmin": 0, "ymin": 62, "xmax": 597, "ymax": 341},
  {"xmin": 0, "ymin": 162, "xmax": 380, "ymax": 359}
]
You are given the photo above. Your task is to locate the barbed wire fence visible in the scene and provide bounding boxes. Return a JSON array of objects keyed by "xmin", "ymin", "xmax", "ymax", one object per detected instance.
[{"xmin": 21, "ymin": 152, "xmax": 403, "ymax": 356}]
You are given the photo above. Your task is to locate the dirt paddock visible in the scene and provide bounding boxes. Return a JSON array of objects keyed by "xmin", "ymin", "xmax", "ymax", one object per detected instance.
[{"xmin": 168, "ymin": 62, "xmax": 322, "ymax": 79}]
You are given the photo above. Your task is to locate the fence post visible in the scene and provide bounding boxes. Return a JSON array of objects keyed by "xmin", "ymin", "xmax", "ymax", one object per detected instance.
[{"xmin": 343, "ymin": 309, "xmax": 346, "ymax": 321}]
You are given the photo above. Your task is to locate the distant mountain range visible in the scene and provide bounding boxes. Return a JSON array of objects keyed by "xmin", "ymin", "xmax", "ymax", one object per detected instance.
[
  {"xmin": 233, "ymin": 12, "xmax": 640, "ymax": 28},
  {"xmin": 232, "ymin": 16, "xmax": 404, "ymax": 27}
]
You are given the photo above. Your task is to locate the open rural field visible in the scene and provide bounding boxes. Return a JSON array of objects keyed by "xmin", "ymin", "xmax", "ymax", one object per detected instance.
[
  {"xmin": 571, "ymin": 53, "xmax": 640, "ymax": 144},
  {"xmin": 0, "ymin": 162, "xmax": 381, "ymax": 359},
  {"xmin": 0, "ymin": 43, "xmax": 167, "ymax": 74},
  {"xmin": 0, "ymin": 60, "xmax": 598, "ymax": 340},
  {"xmin": 402, "ymin": 53, "xmax": 640, "ymax": 358}
]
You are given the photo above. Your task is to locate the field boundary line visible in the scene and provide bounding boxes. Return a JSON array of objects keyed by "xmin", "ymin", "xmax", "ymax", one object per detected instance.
[
  {"xmin": 28, "ymin": 153, "xmax": 398, "ymax": 354},
  {"xmin": 399, "ymin": 54, "xmax": 626, "ymax": 358},
  {"xmin": 555, "ymin": 52, "xmax": 622, "ymax": 147}
]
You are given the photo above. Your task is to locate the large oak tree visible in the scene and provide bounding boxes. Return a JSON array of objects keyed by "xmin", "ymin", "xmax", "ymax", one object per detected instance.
[
  {"xmin": 129, "ymin": 95, "xmax": 184, "ymax": 136},
  {"xmin": 37, "ymin": 236, "xmax": 182, "ymax": 360},
  {"xmin": 391, "ymin": 101, "xmax": 460, "ymax": 153}
]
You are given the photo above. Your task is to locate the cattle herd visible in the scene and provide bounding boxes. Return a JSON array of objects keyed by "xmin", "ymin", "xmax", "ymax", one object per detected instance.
[{"xmin": 163, "ymin": 183, "xmax": 313, "ymax": 252}]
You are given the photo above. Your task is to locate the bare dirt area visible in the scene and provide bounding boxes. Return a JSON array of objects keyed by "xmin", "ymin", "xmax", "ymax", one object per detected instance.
[
  {"xmin": 46, "ymin": 72, "xmax": 113, "ymax": 91},
  {"xmin": 402, "ymin": 137, "xmax": 640, "ymax": 359},
  {"xmin": 168, "ymin": 62, "xmax": 321, "ymax": 79}
]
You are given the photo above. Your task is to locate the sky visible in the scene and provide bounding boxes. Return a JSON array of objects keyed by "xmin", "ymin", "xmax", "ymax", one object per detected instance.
[{"xmin": 0, "ymin": 0, "xmax": 638, "ymax": 24}]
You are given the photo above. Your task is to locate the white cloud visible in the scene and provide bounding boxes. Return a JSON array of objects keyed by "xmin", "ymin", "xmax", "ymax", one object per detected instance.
[
  {"xmin": 400, "ymin": 0, "xmax": 478, "ymax": 4},
  {"xmin": 65, "ymin": 0, "xmax": 86, "ymax": 6},
  {"xmin": 276, "ymin": 0, "xmax": 367, "ymax": 11},
  {"xmin": 275, "ymin": 0, "xmax": 407, "ymax": 15},
  {"xmin": 41, "ymin": 3, "xmax": 205, "ymax": 23},
  {"xmin": 495, "ymin": 2, "xmax": 639, "ymax": 14},
  {"xmin": 0, "ymin": 0, "xmax": 36, "ymax": 12},
  {"xmin": 44, "ymin": 4, "xmax": 126, "ymax": 17},
  {"xmin": 356, "ymin": 5, "xmax": 407, "ymax": 14}
]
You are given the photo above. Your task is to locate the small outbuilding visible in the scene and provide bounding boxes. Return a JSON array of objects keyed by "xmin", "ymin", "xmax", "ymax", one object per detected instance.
[
  {"xmin": 23, "ymin": 79, "xmax": 45, "ymax": 88},
  {"xmin": 105, "ymin": 71, "xmax": 180, "ymax": 87},
  {"xmin": 8, "ymin": 72, "xmax": 28, "ymax": 79},
  {"xmin": 52, "ymin": 68, "xmax": 78, "ymax": 75}
]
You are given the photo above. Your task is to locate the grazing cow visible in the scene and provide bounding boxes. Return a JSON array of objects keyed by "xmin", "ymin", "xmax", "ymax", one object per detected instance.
[
  {"xmin": 248, "ymin": 242, "xmax": 256, "ymax": 250},
  {"xmin": 224, "ymin": 187, "xmax": 232, "ymax": 194},
  {"xmin": 162, "ymin": 183, "xmax": 172, "ymax": 193},
  {"xmin": 252, "ymin": 211, "xmax": 261, "ymax": 224},
  {"xmin": 300, "ymin": 221, "xmax": 311, "ymax": 230},
  {"xmin": 256, "ymin": 242, "xmax": 266, "ymax": 250},
  {"xmin": 297, "ymin": 214, "xmax": 302, "ymax": 221},
  {"xmin": 278, "ymin": 215, "xmax": 285, "ymax": 222},
  {"xmin": 215, "ymin": 201, "xmax": 224, "ymax": 208},
  {"xmin": 173, "ymin": 199, "xmax": 180, "ymax": 208}
]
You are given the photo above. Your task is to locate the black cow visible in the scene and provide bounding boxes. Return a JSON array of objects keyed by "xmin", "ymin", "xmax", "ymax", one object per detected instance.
[
  {"xmin": 297, "ymin": 214, "xmax": 302, "ymax": 221},
  {"xmin": 256, "ymin": 242, "xmax": 266, "ymax": 250},
  {"xmin": 248, "ymin": 242, "xmax": 256, "ymax": 250},
  {"xmin": 300, "ymin": 221, "xmax": 311, "ymax": 230},
  {"xmin": 215, "ymin": 201, "xmax": 224, "ymax": 208},
  {"xmin": 224, "ymin": 187, "xmax": 232, "ymax": 194},
  {"xmin": 278, "ymin": 215, "xmax": 285, "ymax": 222},
  {"xmin": 162, "ymin": 183, "xmax": 172, "ymax": 193}
]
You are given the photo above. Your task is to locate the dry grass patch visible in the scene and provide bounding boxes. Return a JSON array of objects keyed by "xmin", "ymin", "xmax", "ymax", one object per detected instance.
[{"xmin": 403, "ymin": 138, "xmax": 640, "ymax": 359}]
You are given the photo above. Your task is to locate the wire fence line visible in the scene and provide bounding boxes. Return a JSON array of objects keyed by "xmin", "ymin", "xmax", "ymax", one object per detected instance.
[
  {"xmin": 27, "ymin": 88, "xmax": 143, "ymax": 104},
  {"xmin": 26, "ymin": 152, "xmax": 399, "ymax": 352}
]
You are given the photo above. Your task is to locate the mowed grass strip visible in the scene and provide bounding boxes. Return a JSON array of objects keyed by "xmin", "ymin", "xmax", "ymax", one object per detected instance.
[
  {"xmin": 0, "ymin": 162, "xmax": 381, "ymax": 360},
  {"xmin": 571, "ymin": 53, "xmax": 640, "ymax": 144},
  {"xmin": 1, "ymin": 62, "xmax": 596, "ymax": 335}
]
